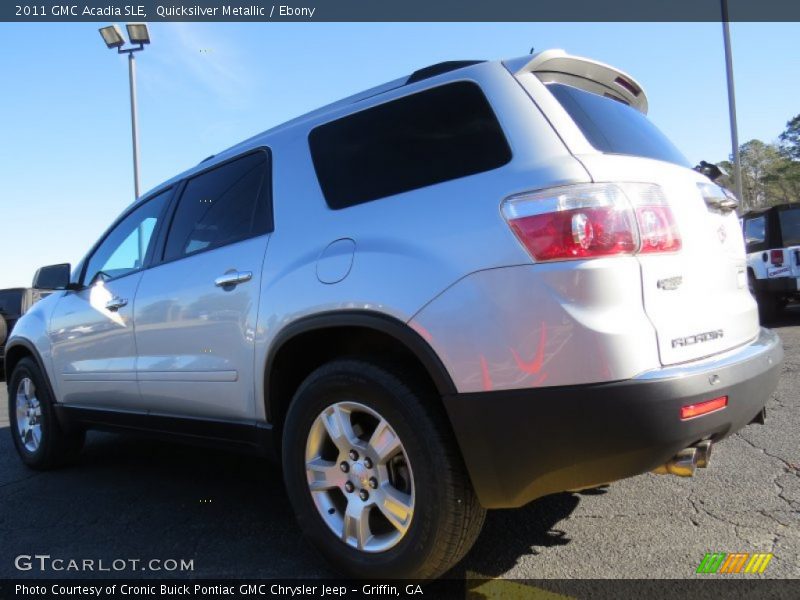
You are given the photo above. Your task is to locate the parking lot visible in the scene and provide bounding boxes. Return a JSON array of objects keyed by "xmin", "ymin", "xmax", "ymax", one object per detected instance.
[{"xmin": 0, "ymin": 311, "xmax": 798, "ymax": 580}]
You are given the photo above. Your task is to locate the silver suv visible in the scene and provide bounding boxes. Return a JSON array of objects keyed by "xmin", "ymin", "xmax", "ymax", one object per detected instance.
[{"xmin": 6, "ymin": 50, "xmax": 783, "ymax": 579}]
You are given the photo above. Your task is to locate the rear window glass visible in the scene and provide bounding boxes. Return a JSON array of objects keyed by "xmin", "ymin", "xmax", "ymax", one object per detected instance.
[
  {"xmin": 0, "ymin": 289, "xmax": 23, "ymax": 317},
  {"xmin": 779, "ymin": 208, "xmax": 800, "ymax": 246},
  {"xmin": 546, "ymin": 82, "xmax": 690, "ymax": 168},
  {"xmin": 309, "ymin": 81, "xmax": 512, "ymax": 209}
]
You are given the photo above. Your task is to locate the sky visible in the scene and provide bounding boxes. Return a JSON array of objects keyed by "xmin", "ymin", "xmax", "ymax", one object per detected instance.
[{"xmin": 1, "ymin": 21, "xmax": 799, "ymax": 289}]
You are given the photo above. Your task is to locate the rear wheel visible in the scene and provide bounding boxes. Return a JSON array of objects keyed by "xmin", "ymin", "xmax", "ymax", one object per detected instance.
[
  {"xmin": 282, "ymin": 359, "xmax": 485, "ymax": 578},
  {"xmin": 8, "ymin": 357, "xmax": 84, "ymax": 469}
]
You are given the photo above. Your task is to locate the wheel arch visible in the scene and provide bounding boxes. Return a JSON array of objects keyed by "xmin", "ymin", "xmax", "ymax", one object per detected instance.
[
  {"xmin": 264, "ymin": 311, "xmax": 456, "ymax": 436},
  {"xmin": 4, "ymin": 339, "xmax": 60, "ymax": 408},
  {"xmin": 5, "ymin": 340, "xmax": 44, "ymax": 384}
]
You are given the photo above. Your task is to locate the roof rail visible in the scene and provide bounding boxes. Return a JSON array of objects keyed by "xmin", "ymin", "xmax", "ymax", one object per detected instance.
[{"xmin": 406, "ymin": 60, "xmax": 485, "ymax": 85}]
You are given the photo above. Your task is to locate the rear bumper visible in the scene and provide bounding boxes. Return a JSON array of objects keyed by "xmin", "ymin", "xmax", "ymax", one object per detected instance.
[
  {"xmin": 443, "ymin": 328, "xmax": 783, "ymax": 508},
  {"xmin": 753, "ymin": 276, "xmax": 800, "ymax": 294}
]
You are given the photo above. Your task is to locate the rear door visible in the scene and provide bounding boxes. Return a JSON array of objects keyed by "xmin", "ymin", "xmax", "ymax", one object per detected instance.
[{"xmin": 133, "ymin": 150, "xmax": 272, "ymax": 421}]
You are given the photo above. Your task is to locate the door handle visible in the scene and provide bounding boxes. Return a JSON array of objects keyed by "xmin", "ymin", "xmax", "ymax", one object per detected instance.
[
  {"xmin": 214, "ymin": 271, "xmax": 253, "ymax": 288},
  {"xmin": 105, "ymin": 297, "xmax": 128, "ymax": 311}
]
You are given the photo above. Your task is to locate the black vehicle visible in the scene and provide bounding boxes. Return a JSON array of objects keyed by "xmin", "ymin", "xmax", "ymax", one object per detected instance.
[
  {"xmin": 742, "ymin": 203, "xmax": 800, "ymax": 319},
  {"xmin": 0, "ymin": 288, "xmax": 38, "ymax": 374}
]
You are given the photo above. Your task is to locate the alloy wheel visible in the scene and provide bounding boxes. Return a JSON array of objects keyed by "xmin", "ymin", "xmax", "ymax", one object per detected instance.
[
  {"xmin": 15, "ymin": 377, "xmax": 42, "ymax": 453},
  {"xmin": 304, "ymin": 401, "xmax": 414, "ymax": 553}
]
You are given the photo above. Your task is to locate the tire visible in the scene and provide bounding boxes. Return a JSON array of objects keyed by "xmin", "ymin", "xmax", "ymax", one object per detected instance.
[
  {"xmin": 7, "ymin": 357, "xmax": 84, "ymax": 469},
  {"xmin": 757, "ymin": 292, "xmax": 782, "ymax": 323},
  {"xmin": 282, "ymin": 359, "xmax": 485, "ymax": 579},
  {"xmin": 750, "ymin": 274, "xmax": 782, "ymax": 323}
]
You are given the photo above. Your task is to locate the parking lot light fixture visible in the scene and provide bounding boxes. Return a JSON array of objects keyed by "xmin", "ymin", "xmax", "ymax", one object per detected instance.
[
  {"xmin": 98, "ymin": 25, "xmax": 125, "ymax": 49},
  {"xmin": 98, "ymin": 23, "xmax": 151, "ymax": 200},
  {"xmin": 126, "ymin": 23, "xmax": 151, "ymax": 46}
]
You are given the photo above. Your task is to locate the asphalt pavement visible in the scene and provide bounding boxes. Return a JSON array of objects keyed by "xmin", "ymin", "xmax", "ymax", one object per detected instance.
[{"xmin": 0, "ymin": 310, "xmax": 798, "ymax": 580}]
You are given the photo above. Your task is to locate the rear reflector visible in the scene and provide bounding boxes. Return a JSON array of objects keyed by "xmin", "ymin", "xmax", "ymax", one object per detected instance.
[{"xmin": 680, "ymin": 396, "xmax": 728, "ymax": 420}]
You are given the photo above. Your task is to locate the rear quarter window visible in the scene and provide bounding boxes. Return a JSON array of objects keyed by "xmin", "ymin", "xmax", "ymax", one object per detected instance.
[
  {"xmin": 744, "ymin": 215, "xmax": 766, "ymax": 245},
  {"xmin": 309, "ymin": 81, "xmax": 512, "ymax": 209}
]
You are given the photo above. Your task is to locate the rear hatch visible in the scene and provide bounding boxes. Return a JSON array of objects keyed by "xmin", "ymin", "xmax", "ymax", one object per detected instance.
[
  {"xmin": 511, "ymin": 50, "xmax": 760, "ymax": 366},
  {"xmin": 578, "ymin": 155, "xmax": 758, "ymax": 365}
]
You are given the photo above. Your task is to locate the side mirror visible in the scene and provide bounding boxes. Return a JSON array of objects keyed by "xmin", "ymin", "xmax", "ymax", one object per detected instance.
[{"xmin": 32, "ymin": 263, "xmax": 73, "ymax": 290}]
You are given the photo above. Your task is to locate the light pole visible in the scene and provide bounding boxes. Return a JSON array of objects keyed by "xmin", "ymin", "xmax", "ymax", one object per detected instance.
[
  {"xmin": 99, "ymin": 23, "xmax": 151, "ymax": 201},
  {"xmin": 720, "ymin": 1, "xmax": 744, "ymax": 205}
]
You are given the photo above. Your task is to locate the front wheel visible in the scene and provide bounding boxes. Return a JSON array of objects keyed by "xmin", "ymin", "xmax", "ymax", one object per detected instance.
[
  {"xmin": 282, "ymin": 359, "xmax": 485, "ymax": 579},
  {"xmin": 8, "ymin": 357, "xmax": 84, "ymax": 469}
]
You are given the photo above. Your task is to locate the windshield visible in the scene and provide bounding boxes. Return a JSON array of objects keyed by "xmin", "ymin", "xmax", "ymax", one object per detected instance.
[
  {"xmin": 546, "ymin": 82, "xmax": 690, "ymax": 168},
  {"xmin": 779, "ymin": 207, "xmax": 800, "ymax": 246}
]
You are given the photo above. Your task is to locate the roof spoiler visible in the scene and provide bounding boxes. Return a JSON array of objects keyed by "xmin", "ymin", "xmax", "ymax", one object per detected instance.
[{"xmin": 506, "ymin": 49, "xmax": 648, "ymax": 114}]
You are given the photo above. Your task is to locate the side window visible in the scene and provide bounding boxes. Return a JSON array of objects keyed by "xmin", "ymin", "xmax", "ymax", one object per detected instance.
[
  {"xmin": 744, "ymin": 216, "xmax": 766, "ymax": 245},
  {"xmin": 309, "ymin": 81, "xmax": 512, "ymax": 209},
  {"xmin": 83, "ymin": 190, "xmax": 170, "ymax": 285},
  {"xmin": 163, "ymin": 151, "xmax": 270, "ymax": 262},
  {"xmin": 778, "ymin": 208, "xmax": 800, "ymax": 246}
]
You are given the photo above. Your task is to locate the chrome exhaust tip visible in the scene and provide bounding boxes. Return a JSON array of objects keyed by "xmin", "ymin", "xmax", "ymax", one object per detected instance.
[
  {"xmin": 652, "ymin": 447, "xmax": 698, "ymax": 477},
  {"xmin": 694, "ymin": 440, "xmax": 712, "ymax": 468}
]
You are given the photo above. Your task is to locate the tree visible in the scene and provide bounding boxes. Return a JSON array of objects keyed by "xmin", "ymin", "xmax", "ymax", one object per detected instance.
[
  {"xmin": 779, "ymin": 114, "xmax": 800, "ymax": 160},
  {"xmin": 717, "ymin": 138, "xmax": 800, "ymax": 210}
]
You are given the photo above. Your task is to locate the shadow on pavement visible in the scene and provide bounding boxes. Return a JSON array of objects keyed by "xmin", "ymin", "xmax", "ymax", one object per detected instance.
[
  {"xmin": 455, "ymin": 491, "xmax": 581, "ymax": 578},
  {"xmin": 0, "ymin": 426, "xmax": 581, "ymax": 579}
]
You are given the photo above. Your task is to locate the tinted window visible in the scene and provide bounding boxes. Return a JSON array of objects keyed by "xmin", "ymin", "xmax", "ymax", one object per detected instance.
[
  {"xmin": 164, "ymin": 152, "xmax": 270, "ymax": 261},
  {"xmin": 744, "ymin": 215, "xmax": 766, "ymax": 245},
  {"xmin": 309, "ymin": 82, "xmax": 512, "ymax": 209},
  {"xmin": 779, "ymin": 208, "xmax": 800, "ymax": 246},
  {"xmin": 547, "ymin": 83, "xmax": 690, "ymax": 167},
  {"xmin": 0, "ymin": 289, "xmax": 24, "ymax": 317},
  {"xmin": 83, "ymin": 190, "xmax": 170, "ymax": 285}
]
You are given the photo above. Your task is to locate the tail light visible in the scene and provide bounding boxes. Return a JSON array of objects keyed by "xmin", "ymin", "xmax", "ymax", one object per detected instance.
[
  {"xmin": 501, "ymin": 183, "xmax": 680, "ymax": 262},
  {"xmin": 770, "ymin": 249, "xmax": 783, "ymax": 266}
]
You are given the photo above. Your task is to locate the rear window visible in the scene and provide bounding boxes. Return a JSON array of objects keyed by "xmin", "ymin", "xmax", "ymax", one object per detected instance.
[
  {"xmin": 779, "ymin": 208, "xmax": 800, "ymax": 246},
  {"xmin": 309, "ymin": 81, "xmax": 512, "ymax": 209},
  {"xmin": 0, "ymin": 289, "xmax": 24, "ymax": 317},
  {"xmin": 547, "ymin": 82, "xmax": 690, "ymax": 167}
]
